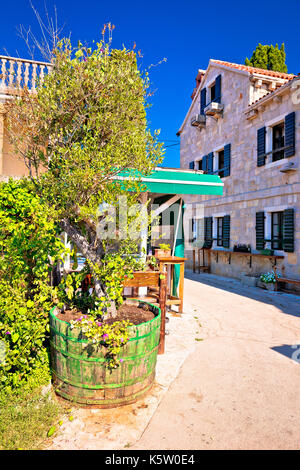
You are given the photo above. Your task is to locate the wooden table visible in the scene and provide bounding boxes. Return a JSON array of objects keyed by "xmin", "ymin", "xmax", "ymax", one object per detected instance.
[{"xmin": 156, "ymin": 256, "xmax": 187, "ymax": 313}]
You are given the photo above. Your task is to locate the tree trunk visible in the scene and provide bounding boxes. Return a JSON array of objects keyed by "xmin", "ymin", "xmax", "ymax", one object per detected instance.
[{"xmin": 60, "ymin": 218, "xmax": 118, "ymax": 320}]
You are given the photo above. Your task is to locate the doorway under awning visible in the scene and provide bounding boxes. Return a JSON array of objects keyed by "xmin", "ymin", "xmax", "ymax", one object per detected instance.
[{"xmin": 117, "ymin": 167, "xmax": 224, "ymax": 297}]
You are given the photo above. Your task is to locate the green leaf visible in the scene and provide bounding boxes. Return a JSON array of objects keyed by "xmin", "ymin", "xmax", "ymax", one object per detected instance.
[
  {"xmin": 47, "ymin": 426, "xmax": 56, "ymax": 437},
  {"xmin": 11, "ymin": 333, "xmax": 19, "ymax": 343}
]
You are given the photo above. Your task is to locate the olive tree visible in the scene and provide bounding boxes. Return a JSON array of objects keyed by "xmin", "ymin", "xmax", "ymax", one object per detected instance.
[{"xmin": 7, "ymin": 27, "xmax": 164, "ymax": 318}]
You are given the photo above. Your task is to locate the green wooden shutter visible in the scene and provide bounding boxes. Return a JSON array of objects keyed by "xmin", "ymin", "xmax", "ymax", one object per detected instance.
[
  {"xmin": 285, "ymin": 112, "xmax": 296, "ymax": 158},
  {"xmin": 204, "ymin": 217, "xmax": 213, "ymax": 248},
  {"xmin": 223, "ymin": 215, "xmax": 230, "ymax": 248},
  {"xmin": 189, "ymin": 161, "xmax": 195, "ymax": 170},
  {"xmin": 200, "ymin": 88, "xmax": 207, "ymax": 115},
  {"xmin": 256, "ymin": 212, "xmax": 265, "ymax": 250},
  {"xmin": 207, "ymin": 152, "xmax": 214, "ymax": 174},
  {"xmin": 283, "ymin": 208, "xmax": 294, "ymax": 252},
  {"xmin": 215, "ymin": 74, "xmax": 222, "ymax": 103},
  {"xmin": 257, "ymin": 127, "xmax": 266, "ymax": 167},
  {"xmin": 202, "ymin": 155, "xmax": 208, "ymax": 173},
  {"xmin": 223, "ymin": 143, "xmax": 231, "ymax": 177}
]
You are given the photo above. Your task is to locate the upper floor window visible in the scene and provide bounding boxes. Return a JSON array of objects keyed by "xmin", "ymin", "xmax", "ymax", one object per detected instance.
[
  {"xmin": 257, "ymin": 112, "xmax": 296, "ymax": 167},
  {"xmin": 272, "ymin": 122, "xmax": 285, "ymax": 162},
  {"xmin": 217, "ymin": 149, "xmax": 225, "ymax": 178},
  {"xmin": 210, "ymin": 83, "xmax": 216, "ymax": 103}
]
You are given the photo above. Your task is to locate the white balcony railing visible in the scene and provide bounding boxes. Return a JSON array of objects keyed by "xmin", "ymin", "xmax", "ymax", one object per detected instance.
[{"xmin": 0, "ymin": 55, "xmax": 52, "ymax": 94}]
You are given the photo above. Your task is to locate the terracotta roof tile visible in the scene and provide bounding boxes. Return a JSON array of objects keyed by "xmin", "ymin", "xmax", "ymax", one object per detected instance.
[{"xmin": 212, "ymin": 60, "xmax": 295, "ymax": 80}]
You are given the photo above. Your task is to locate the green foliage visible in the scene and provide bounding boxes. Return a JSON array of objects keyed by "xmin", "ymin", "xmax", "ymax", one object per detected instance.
[
  {"xmin": 54, "ymin": 267, "xmax": 101, "ymax": 315},
  {"xmin": 260, "ymin": 271, "xmax": 280, "ymax": 284},
  {"xmin": 245, "ymin": 43, "xmax": 288, "ymax": 73},
  {"xmin": 70, "ymin": 316, "xmax": 132, "ymax": 369},
  {"xmin": 6, "ymin": 28, "xmax": 164, "ymax": 318},
  {"xmin": 0, "ymin": 180, "xmax": 64, "ymax": 392},
  {"xmin": 158, "ymin": 243, "xmax": 170, "ymax": 250},
  {"xmin": 0, "ymin": 387, "xmax": 64, "ymax": 450}
]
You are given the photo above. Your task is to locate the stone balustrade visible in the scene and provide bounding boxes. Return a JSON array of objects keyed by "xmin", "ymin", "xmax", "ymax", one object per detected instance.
[{"xmin": 0, "ymin": 55, "xmax": 52, "ymax": 95}]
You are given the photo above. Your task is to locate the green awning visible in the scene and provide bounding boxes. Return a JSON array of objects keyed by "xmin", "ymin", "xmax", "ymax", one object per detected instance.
[{"xmin": 116, "ymin": 167, "xmax": 223, "ymax": 196}]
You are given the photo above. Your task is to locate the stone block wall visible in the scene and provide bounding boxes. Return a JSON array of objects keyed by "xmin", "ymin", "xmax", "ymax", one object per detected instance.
[{"xmin": 180, "ymin": 64, "xmax": 300, "ymax": 282}]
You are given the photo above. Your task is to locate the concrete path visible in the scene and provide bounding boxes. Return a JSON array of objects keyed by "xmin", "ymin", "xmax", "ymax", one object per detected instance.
[
  {"xmin": 132, "ymin": 271, "xmax": 300, "ymax": 450},
  {"xmin": 49, "ymin": 271, "xmax": 300, "ymax": 450}
]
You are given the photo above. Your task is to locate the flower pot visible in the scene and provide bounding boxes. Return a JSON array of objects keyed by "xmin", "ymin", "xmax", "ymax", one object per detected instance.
[
  {"xmin": 49, "ymin": 301, "xmax": 161, "ymax": 407},
  {"xmin": 257, "ymin": 280, "xmax": 276, "ymax": 291},
  {"xmin": 154, "ymin": 249, "xmax": 171, "ymax": 258}
]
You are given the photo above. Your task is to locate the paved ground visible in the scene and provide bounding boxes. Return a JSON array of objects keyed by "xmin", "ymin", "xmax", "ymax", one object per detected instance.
[
  {"xmin": 49, "ymin": 271, "xmax": 300, "ymax": 450},
  {"xmin": 132, "ymin": 271, "xmax": 300, "ymax": 450}
]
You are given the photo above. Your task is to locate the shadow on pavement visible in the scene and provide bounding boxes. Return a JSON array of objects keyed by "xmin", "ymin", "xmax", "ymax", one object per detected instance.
[
  {"xmin": 271, "ymin": 344, "xmax": 300, "ymax": 363},
  {"xmin": 185, "ymin": 270, "xmax": 300, "ymax": 319}
]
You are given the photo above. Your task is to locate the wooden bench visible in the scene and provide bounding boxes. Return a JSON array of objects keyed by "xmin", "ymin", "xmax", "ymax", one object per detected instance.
[
  {"xmin": 123, "ymin": 271, "xmax": 167, "ymax": 354},
  {"xmin": 274, "ymin": 268, "xmax": 300, "ymax": 292},
  {"xmin": 275, "ymin": 276, "xmax": 300, "ymax": 292}
]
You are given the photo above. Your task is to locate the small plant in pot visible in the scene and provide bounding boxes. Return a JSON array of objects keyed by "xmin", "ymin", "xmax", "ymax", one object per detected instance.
[
  {"xmin": 154, "ymin": 243, "xmax": 171, "ymax": 258},
  {"xmin": 258, "ymin": 271, "xmax": 280, "ymax": 291}
]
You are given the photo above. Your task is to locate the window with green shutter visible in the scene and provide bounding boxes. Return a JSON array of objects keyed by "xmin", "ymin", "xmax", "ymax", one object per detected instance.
[
  {"xmin": 200, "ymin": 88, "xmax": 207, "ymax": 115},
  {"xmin": 202, "ymin": 155, "xmax": 208, "ymax": 174},
  {"xmin": 189, "ymin": 161, "xmax": 195, "ymax": 170},
  {"xmin": 257, "ymin": 127, "xmax": 266, "ymax": 167},
  {"xmin": 256, "ymin": 212, "xmax": 265, "ymax": 250},
  {"xmin": 223, "ymin": 215, "xmax": 230, "ymax": 248},
  {"xmin": 204, "ymin": 217, "xmax": 213, "ymax": 248},
  {"xmin": 215, "ymin": 74, "xmax": 222, "ymax": 104},
  {"xmin": 223, "ymin": 143, "xmax": 231, "ymax": 177},
  {"xmin": 271, "ymin": 211, "xmax": 283, "ymax": 250},
  {"xmin": 284, "ymin": 112, "xmax": 296, "ymax": 158},
  {"xmin": 283, "ymin": 208, "xmax": 294, "ymax": 252},
  {"xmin": 207, "ymin": 152, "xmax": 214, "ymax": 175}
]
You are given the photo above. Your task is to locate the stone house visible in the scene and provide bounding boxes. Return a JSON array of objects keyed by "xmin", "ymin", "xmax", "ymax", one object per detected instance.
[
  {"xmin": 0, "ymin": 55, "xmax": 52, "ymax": 180},
  {"xmin": 178, "ymin": 59, "xmax": 300, "ymax": 284}
]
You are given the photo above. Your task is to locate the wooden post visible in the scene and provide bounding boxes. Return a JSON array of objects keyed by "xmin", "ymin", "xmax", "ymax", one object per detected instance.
[
  {"xmin": 178, "ymin": 261, "xmax": 184, "ymax": 313},
  {"xmin": 158, "ymin": 273, "xmax": 167, "ymax": 355},
  {"xmin": 193, "ymin": 248, "xmax": 195, "ymax": 273}
]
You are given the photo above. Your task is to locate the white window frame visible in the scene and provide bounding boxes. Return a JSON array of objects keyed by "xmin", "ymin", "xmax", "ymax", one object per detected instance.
[
  {"xmin": 264, "ymin": 205, "xmax": 288, "ymax": 254},
  {"xmin": 212, "ymin": 213, "xmax": 227, "ymax": 249},
  {"xmin": 265, "ymin": 114, "xmax": 288, "ymax": 167}
]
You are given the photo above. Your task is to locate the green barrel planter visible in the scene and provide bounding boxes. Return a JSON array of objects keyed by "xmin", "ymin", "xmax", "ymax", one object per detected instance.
[{"xmin": 49, "ymin": 301, "xmax": 161, "ymax": 407}]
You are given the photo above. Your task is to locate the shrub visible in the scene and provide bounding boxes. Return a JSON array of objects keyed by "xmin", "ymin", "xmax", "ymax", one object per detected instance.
[{"xmin": 0, "ymin": 179, "xmax": 64, "ymax": 392}]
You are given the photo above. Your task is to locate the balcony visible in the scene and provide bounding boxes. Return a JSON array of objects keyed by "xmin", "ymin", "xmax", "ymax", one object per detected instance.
[
  {"xmin": 0, "ymin": 55, "xmax": 52, "ymax": 97},
  {"xmin": 204, "ymin": 101, "xmax": 224, "ymax": 119},
  {"xmin": 190, "ymin": 114, "xmax": 206, "ymax": 129}
]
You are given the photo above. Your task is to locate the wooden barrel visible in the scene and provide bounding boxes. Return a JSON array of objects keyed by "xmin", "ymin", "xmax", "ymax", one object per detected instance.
[{"xmin": 49, "ymin": 302, "xmax": 161, "ymax": 407}]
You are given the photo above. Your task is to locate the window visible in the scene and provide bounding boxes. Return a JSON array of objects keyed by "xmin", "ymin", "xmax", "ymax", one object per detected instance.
[
  {"xmin": 197, "ymin": 160, "xmax": 202, "ymax": 171},
  {"xmin": 217, "ymin": 217, "xmax": 223, "ymax": 247},
  {"xmin": 271, "ymin": 211, "xmax": 283, "ymax": 250},
  {"xmin": 217, "ymin": 150, "xmax": 224, "ymax": 178},
  {"xmin": 210, "ymin": 83, "xmax": 216, "ymax": 103},
  {"xmin": 272, "ymin": 122, "xmax": 285, "ymax": 162}
]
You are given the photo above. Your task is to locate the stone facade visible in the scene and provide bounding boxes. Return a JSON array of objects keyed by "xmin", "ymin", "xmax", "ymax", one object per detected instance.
[
  {"xmin": 179, "ymin": 60, "xmax": 300, "ymax": 284},
  {"xmin": 0, "ymin": 55, "xmax": 52, "ymax": 180}
]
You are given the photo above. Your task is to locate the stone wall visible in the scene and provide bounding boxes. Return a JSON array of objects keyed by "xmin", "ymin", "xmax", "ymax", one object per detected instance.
[{"xmin": 0, "ymin": 101, "xmax": 28, "ymax": 178}]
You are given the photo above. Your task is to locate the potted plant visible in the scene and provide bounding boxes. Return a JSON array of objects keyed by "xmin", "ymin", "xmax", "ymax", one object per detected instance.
[
  {"xmin": 257, "ymin": 271, "xmax": 280, "ymax": 291},
  {"xmin": 50, "ymin": 268, "xmax": 161, "ymax": 407},
  {"xmin": 154, "ymin": 243, "xmax": 171, "ymax": 258},
  {"xmin": 6, "ymin": 33, "xmax": 164, "ymax": 406},
  {"xmin": 260, "ymin": 248, "xmax": 274, "ymax": 256}
]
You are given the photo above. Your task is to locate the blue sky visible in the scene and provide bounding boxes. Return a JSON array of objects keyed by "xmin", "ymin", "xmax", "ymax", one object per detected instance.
[{"xmin": 1, "ymin": 0, "xmax": 299, "ymax": 167}]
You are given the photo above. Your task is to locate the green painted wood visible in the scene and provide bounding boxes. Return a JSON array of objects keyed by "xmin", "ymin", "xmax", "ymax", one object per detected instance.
[{"xmin": 49, "ymin": 302, "xmax": 161, "ymax": 406}]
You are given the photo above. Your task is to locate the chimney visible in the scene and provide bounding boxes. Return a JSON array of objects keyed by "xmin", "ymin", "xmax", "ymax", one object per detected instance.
[{"xmin": 191, "ymin": 69, "xmax": 206, "ymax": 100}]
